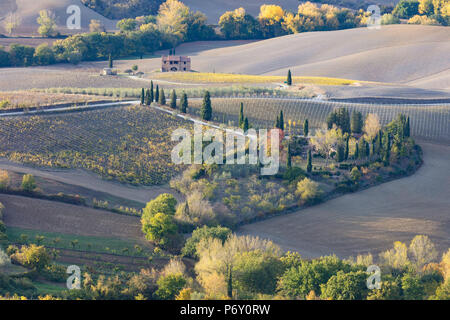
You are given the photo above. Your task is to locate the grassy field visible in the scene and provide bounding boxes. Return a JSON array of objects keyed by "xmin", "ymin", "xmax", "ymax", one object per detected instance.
[
  {"xmin": 6, "ymin": 227, "xmax": 149, "ymax": 258},
  {"xmin": 151, "ymin": 72, "xmax": 361, "ymax": 85},
  {"xmin": 0, "ymin": 105, "xmax": 192, "ymax": 185}
]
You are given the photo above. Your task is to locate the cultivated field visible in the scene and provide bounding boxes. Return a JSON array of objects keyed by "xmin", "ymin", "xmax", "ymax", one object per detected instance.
[
  {"xmin": 0, "ymin": 91, "xmax": 115, "ymax": 109},
  {"xmin": 187, "ymin": 98, "xmax": 450, "ymax": 142},
  {"xmin": 0, "ymin": 105, "xmax": 192, "ymax": 185},
  {"xmin": 0, "ymin": 194, "xmax": 142, "ymax": 240},
  {"xmin": 238, "ymin": 142, "xmax": 450, "ymax": 259}
]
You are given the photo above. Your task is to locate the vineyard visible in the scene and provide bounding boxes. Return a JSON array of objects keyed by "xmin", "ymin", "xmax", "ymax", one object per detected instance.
[
  {"xmin": 0, "ymin": 106, "xmax": 192, "ymax": 185},
  {"xmin": 187, "ymin": 98, "xmax": 450, "ymax": 142}
]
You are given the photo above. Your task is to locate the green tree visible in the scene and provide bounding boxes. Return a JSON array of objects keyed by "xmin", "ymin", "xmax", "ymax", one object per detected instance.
[
  {"xmin": 21, "ymin": 174, "xmax": 36, "ymax": 192},
  {"xmin": 150, "ymin": 81, "xmax": 154, "ymax": 103},
  {"xmin": 303, "ymin": 119, "xmax": 309, "ymax": 137},
  {"xmin": 287, "ymin": 69, "xmax": 292, "ymax": 86},
  {"xmin": 243, "ymin": 117, "xmax": 249, "ymax": 132},
  {"xmin": 37, "ymin": 10, "xmax": 57, "ymax": 37},
  {"xmin": 155, "ymin": 85, "xmax": 160, "ymax": 103},
  {"xmin": 117, "ymin": 18, "xmax": 137, "ymax": 32},
  {"xmin": 351, "ymin": 111, "xmax": 363, "ymax": 134},
  {"xmin": 336, "ymin": 144, "xmax": 345, "ymax": 163},
  {"xmin": 169, "ymin": 90, "xmax": 177, "ymax": 109},
  {"xmin": 33, "ymin": 43, "xmax": 55, "ymax": 65},
  {"xmin": 182, "ymin": 226, "xmax": 231, "ymax": 258},
  {"xmin": 180, "ymin": 92, "xmax": 188, "ymax": 113},
  {"xmin": 277, "ymin": 255, "xmax": 354, "ymax": 299},
  {"xmin": 159, "ymin": 88, "xmax": 166, "ymax": 105},
  {"xmin": 393, "ymin": 0, "xmax": 420, "ymax": 18},
  {"xmin": 286, "ymin": 143, "xmax": 292, "ymax": 168},
  {"xmin": 142, "ymin": 193, "xmax": 177, "ymax": 218},
  {"xmin": 201, "ymin": 91, "xmax": 212, "ymax": 121},
  {"xmin": 279, "ymin": 110, "xmax": 284, "ymax": 130},
  {"xmin": 218, "ymin": 8, "xmax": 260, "ymax": 39},
  {"xmin": 142, "ymin": 212, "xmax": 177, "ymax": 245},
  {"xmin": 401, "ymin": 272, "xmax": 425, "ymax": 300},
  {"xmin": 306, "ymin": 149, "xmax": 312, "ymax": 173},
  {"xmin": 155, "ymin": 274, "xmax": 186, "ymax": 300},
  {"xmin": 13, "ymin": 244, "xmax": 51, "ymax": 271},
  {"xmin": 239, "ymin": 102, "xmax": 244, "ymax": 129},
  {"xmin": 344, "ymin": 136, "xmax": 349, "ymax": 160},
  {"xmin": 234, "ymin": 251, "xmax": 284, "ymax": 295},
  {"xmin": 145, "ymin": 89, "xmax": 151, "ymax": 105},
  {"xmin": 108, "ymin": 53, "xmax": 113, "ymax": 68},
  {"xmin": 320, "ymin": 270, "xmax": 369, "ymax": 300},
  {"xmin": 141, "ymin": 88, "xmax": 145, "ymax": 105}
]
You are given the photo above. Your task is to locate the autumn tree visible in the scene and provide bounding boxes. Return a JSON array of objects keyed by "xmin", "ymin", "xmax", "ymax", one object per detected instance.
[
  {"xmin": 37, "ymin": 10, "xmax": 57, "ymax": 37},
  {"xmin": 409, "ymin": 235, "xmax": 438, "ymax": 269},
  {"xmin": 219, "ymin": 8, "xmax": 260, "ymax": 39},
  {"xmin": 364, "ymin": 113, "xmax": 381, "ymax": 143}
]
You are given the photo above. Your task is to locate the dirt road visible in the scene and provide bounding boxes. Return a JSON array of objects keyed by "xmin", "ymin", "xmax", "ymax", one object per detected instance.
[
  {"xmin": 238, "ymin": 142, "xmax": 450, "ymax": 259},
  {"xmin": 0, "ymin": 159, "xmax": 177, "ymax": 204}
]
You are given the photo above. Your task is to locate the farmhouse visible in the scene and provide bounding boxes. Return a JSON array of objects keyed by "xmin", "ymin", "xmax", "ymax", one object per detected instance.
[{"xmin": 161, "ymin": 55, "xmax": 191, "ymax": 72}]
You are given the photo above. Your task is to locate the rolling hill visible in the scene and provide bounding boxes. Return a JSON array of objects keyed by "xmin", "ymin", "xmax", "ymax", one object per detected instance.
[
  {"xmin": 154, "ymin": 25, "xmax": 449, "ymax": 91},
  {"xmin": 0, "ymin": 0, "xmax": 117, "ymax": 35}
]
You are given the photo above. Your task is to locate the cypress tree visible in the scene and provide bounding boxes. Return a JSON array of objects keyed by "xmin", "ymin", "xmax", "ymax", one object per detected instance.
[
  {"xmin": 405, "ymin": 116, "xmax": 410, "ymax": 137},
  {"xmin": 279, "ymin": 110, "xmax": 284, "ymax": 130},
  {"xmin": 145, "ymin": 89, "xmax": 151, "ymax": 105},
  {"xmin": 303, "ymin": 119, "xmax": 309, "ymax": 137},
  {"xmin": 150, "ymin": 81, "xmax": 154, "ymax": 102},
  {"xmin": 180, "ymin": 92, "xmax": 188, "ymax": 113},
  {"xmin": 201, "ymin": 91, "xmax": 212, "ymax": 121},
  {"xmin": 351, "ymin": 111, "xmax": 363, "ymax": 134},
  {"xmin": 286, "ymin": 143, "xmax": 292, "ymax": 168},
  {"xmin": 275, "ymin": 115, "xmax": 280, "ymax": 129},
  {"xmin": 159, "ymin": 88, "xmax": 166, "ymax": 105},
  {"xmin": 170, "ymin": 89, "xmax": 177, "ymax": 109},
  {"xmin": 307, "ymin": 149, "xmax": 312, "ymax": 173},
  {"xmin": 155, "ymin": 85, "xmax": 159, "ymax": 103},
  {"xmin": 354, "ymin": 142, "xmax": 359, "ymax": 160},
  {"xmin": 365, "ymin": 141, "xmax": 370, "ymax": 159},
  {"xmin": 239, "ymin": 102, "xmax": 244, "ymax": 129},
  {"xmin": 108, "ymin": 53, "xmax": 113, "ymax": 68},
  {"xmin": 336, "ymin": 144, "xmax": 345, "ymax": 163},
  {"xmin": 140, "ymin": 88, "xmax": 145, "ymax": 105},
  {"xmin": 358, "ymin": 138, "xmax": 366, "ymax": 159},
  {"xmin": 287, "ymin": 69, "xmax": 292, "ymax": 86},
  {"xmin": 243, "ymin": 117, "xmax": 249, "ymax": 132},
  {"xmin": 344, "ymin": 136, "xmax": 349, "ymax": 160}
]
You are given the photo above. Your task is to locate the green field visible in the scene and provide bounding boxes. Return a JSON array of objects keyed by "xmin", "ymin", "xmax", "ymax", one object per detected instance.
[{"xmin": 6, "ymin": 227, "xmax": 150, "ymax": 258}]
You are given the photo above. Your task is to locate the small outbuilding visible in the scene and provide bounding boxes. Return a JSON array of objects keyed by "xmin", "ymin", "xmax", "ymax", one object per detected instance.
[{"xmin": 161, "ymin": 55, "xmax": 191, "ymax": 72}]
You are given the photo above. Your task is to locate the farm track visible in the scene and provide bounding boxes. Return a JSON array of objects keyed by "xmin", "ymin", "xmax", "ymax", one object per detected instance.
[{"xmin": 238, "ymin": 141, "xmax": 450, "ymax": 259}]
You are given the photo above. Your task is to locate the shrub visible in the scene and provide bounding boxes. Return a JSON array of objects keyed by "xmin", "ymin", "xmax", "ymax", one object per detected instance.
[
  {"xmin": 21, "ymin": 174, "xmax": 37, "ymax": 192},
  {"xmin": 0, "ymin": 170, "xmax": 10, "ymax": 189},
  {"xmin": 295, "ymin": 178, "xmax": 322, "ymax": 203},
  {"xmin": 350, "ymin": 167, "xmax": 361, "ymax": 182},
  {"xmin": 381, "ymin": 13, "xmax": 401, "ymax": 24},
  {"xmin": 282, "ymin": 167, "xmax": 306, "ymax": 182},
  {"xmin": 11, "ymin": 244, "xmax": 51, "ymax": 271},
  {"xmin": 154, "ymin": 274, "xmax": 186, "ymax": 300}
]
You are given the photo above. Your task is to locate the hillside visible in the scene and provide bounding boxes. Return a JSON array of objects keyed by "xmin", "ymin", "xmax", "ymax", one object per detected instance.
[
  {"xmin": 0, "ymin": 0, "xmax": 117, "ymax": 36},
  {"xmin": 153, "ymin": 25, "xmax": 449, "ymax": 90}
]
